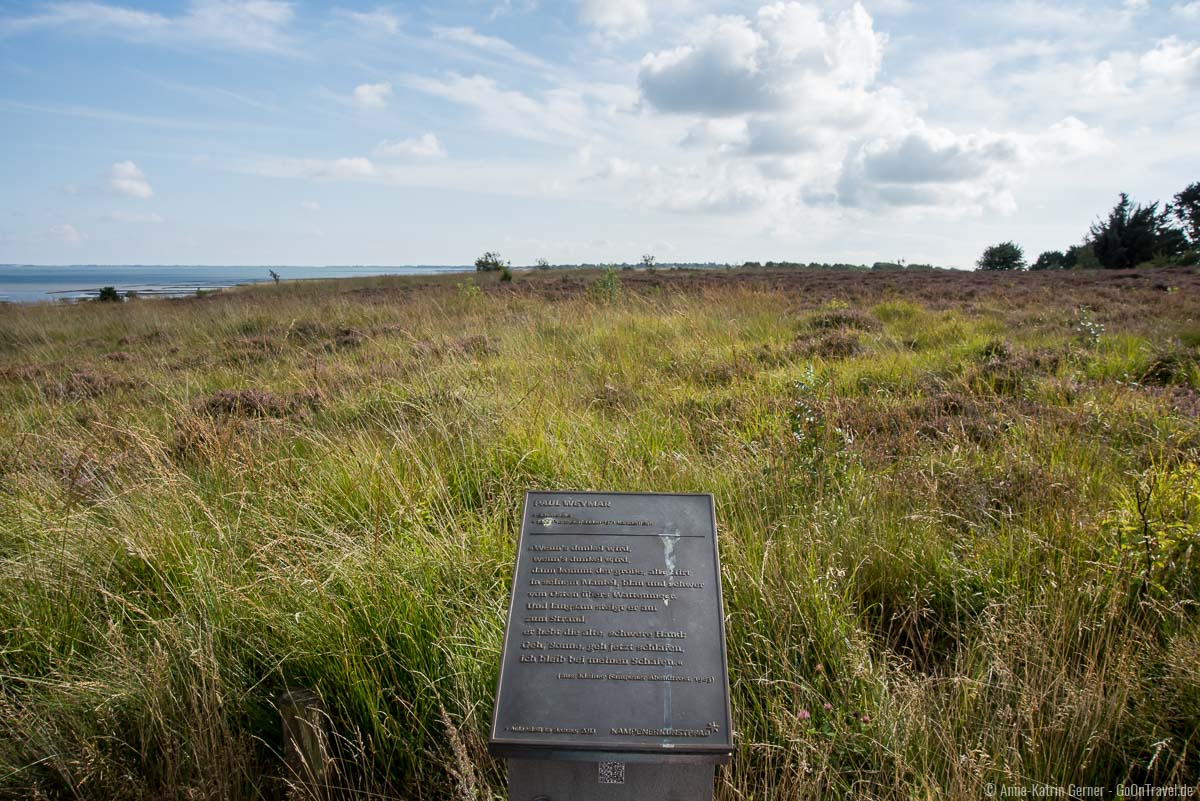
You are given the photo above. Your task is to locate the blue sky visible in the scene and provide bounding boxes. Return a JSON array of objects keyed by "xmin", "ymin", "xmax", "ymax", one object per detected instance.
[{"xmin": 1, "ymin": 0, "xmax": 1197, "ymax": 267}]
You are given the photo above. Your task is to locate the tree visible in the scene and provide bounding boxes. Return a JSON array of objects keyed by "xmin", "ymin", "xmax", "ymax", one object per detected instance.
[
  {"xmin": 1089, "ymin": 193, "xmax": 1186, "ymax": 269},
  {"xmin": 1031, "ymin": 250, "xmax": 1066, "ymax": 270},
  {"xmin": 474, "ymin": 251, "xmax": 507, "ymax": 272},
  {"xmin": 640, "ymin": 253, "xmax": 656, "ymax": 269},
  {"xmin": 976, "ymin": 241, "xmax": 1026, "ymax": 271},
  {"xmin": 1171, "ymin": 181, "xmax": 1200, "ymax": 244},
  {"xmin": 535, "ymin": 258, "xmax": 551, "ymax": 270},
  {"xmin": 96, "ymin": 286, "xmax": 122, "ymax": 302},
  {"xmin": 1063, "ymin": 243, "xmax": 1099, "ymax": 270}
]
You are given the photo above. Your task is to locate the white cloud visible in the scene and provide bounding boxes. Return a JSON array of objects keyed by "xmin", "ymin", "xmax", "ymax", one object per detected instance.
[
  {"xmin": 867, "ymin": 0, "xmax": 914, "ymax": 14},
  {"xmin": 334, "ymin": 7, "xmax": 400, "ymax": 34},
  {"xmin": 0, "ymin": 1, "xmax": 296, "ymax": 52},
  {"xmin": 490, "ymin": 0, "xmax": 539, "ymax": 19},
  {"xmin": 0, "ymin": 2, "xmax": 168, "ymax": 36},
  {"xmin": 640, "ymin": 16, "xmax": 771, "ymax": 114},
  {"xmin": 109, "ymin": 210, "xmax": 163, "ymax": 223},
  {"xmin": 837, "ymin": 126, "xmax": 1021, "ymax": 210},
  {"xmin": 352, "ymin": 81, "xmax": 392, "ymax": 110},
  {"xmin": 182, "ymin": 1, "xmax": 294, "ymax": 50},
  {"xmin": 49, "ymin": 223, "xmax": 81, "ymax": 243},
  {"xmin": 1040, "ymin": 116, "xmax": 1110, "ymax": 158},
  {"xmin": 1139, "ymin": 37, "xmax": 1200, "ymax": 86},
  {"xmin": 680, "ymin": 118, "xmax": 749, "ymax": 150},
  {"xmin": 861, "ymin": 130, "xmax": 1018, "ymax": 184},
  {"xmin": 431, "ymin": 26, "xmax": 547, "ymax": 70},
  {"xmin": 1173, "ymin": 2, "xmax": 1200, "ymax": 19},
  {"xmin": 404, "ymin": 73, "xmax": 589, "ymax": 143},
  {"xmin": 109, "ymin": 161, "xmax": 153, "ymax": 198},
  {"xmin": 623, "ymin": 0, "xmax": 1172, "ymax": 221},
  {"xmin": 374, "ymin": 133, "xmax": 447, "ymax": 159},
  {"xmin": 638, "ymin": 4, "xmax": 886, "ymax": 116},
  {"xmin": 312, "ymin": 157, "xmax": 375, "ymax": 180},
  {"xmin": 300, "ymin": 199, "xmax": 320, "ymax": 210},
  {"xmin": 254, "ymin": 157, "xmax": 376, "ymax": 182},
  {"xmin": 580, "ymin": 0, "xmax": 650, "ymax": 38},
  {"xmin": 987, "ymin": 1, "xmax": 1117, "ymax": 35}
]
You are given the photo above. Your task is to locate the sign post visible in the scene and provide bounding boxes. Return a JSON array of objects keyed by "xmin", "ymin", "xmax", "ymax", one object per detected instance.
[{"xmin": 490, "ymin": 491, "xmax": 733, "ymax": 800}]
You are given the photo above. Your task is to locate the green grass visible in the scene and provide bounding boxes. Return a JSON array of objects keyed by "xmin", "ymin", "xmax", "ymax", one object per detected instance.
[{"xmin": 1, "ymin": 267, "xmax": 1198, "ymax": 799}]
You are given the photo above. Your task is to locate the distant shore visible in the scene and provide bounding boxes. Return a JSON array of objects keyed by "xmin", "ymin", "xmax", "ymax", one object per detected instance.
[{"xmin": 0, "ymin": 264, "xmax": 474, "ymax": 303}]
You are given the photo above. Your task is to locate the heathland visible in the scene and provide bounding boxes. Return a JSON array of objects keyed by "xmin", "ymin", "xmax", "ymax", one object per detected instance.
[{"xmin": 1, "ymin": 267, "xmax": 1198, "ymax": 799}]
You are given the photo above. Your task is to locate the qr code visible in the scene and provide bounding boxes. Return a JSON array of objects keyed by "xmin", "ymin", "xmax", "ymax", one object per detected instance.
[{"xmin": 598, "ymin": 761, "xmax": 625, "ymax": 784}]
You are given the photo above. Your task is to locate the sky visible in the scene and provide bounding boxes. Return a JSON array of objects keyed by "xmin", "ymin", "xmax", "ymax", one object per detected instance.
[{"xmin": 0, "ymin": 0, "xmax": 1197, "ymax": 268}]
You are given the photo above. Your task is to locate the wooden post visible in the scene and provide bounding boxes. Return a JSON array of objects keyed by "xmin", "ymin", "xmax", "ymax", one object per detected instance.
[{"xmin": 279, "ymin": 689, "xmax": 331, "ymax": 799}]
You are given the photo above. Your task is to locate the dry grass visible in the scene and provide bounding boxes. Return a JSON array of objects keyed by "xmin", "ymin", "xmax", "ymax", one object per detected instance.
[{"xmin": 0, "ymin": 266, "xmax": 1198, "ymax": 800}]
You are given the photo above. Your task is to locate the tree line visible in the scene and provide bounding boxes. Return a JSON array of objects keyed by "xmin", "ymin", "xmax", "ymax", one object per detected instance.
[{"xmin": 978, "ymin": 181, "xmax": 1200, "ymax": 271}]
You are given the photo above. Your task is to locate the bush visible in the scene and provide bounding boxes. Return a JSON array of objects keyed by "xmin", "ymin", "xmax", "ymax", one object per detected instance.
[
  {"xmin": 976, "ymin": 242, "xmax": 1026, "ymax": 271},
  {"xmin": 590, "ymin": 266, "xmax": 620, "ymax": 302},
  {"xmin": 499, "ymin": 265, "xmax": 513, "ymax": 282},
  {"xmin": 96, "ymin": 286, "xmax": 122, "ymax": 302},
  {"xmin": 1031, "ymin": 250, "xmax": 1066, "ymax": 270},
  {"xmin": 474, "ymin": 251, "xmax": 507, "ymax": 272},
  {"xmin": 1063, "ymin": 243, "xmax": 1100, "ymax": 269}
]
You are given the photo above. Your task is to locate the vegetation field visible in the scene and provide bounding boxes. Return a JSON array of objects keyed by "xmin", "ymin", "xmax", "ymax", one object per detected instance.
[{"xmin": 1, "ymin": 267, "xmax": 1198, "ymax": 800}]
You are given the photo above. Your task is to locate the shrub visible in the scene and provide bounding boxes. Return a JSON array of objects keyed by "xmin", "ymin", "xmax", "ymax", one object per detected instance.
[
  {"xmin": 589, "ymin": 266, "xmax": 620, "ymax": 302},
  {"xmin": 474, "ymin": 251, "xmax": 507, "ymax": 272},
  {"xmin": 96, "ymin": 286, "xmax": 122, "ymax": 302},
  {"xmin": 1063, "ymin": 243, "xmax": 1100, "ymax": 269},
  {"xmin": 499, "ymin": 265, "xmax": 513, "ymax": 282},
  {"xmin": 976, "ymin": 242, "xmax": 1026, "ymax": 271},
  {"xmin": 1031, "ymin": 250, "xmax": 1066, "ymax": 270}
]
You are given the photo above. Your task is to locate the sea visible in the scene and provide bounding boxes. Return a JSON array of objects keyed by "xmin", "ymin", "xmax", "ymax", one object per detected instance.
[{"xmin": 0, "ymin": 265, "xmax": 474, "ymax": 303}]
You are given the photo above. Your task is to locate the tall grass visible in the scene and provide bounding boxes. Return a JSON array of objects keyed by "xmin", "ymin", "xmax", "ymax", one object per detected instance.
[{"xmin": 1, "ymin": 268, "xmax": 1198, "ymax": 799}]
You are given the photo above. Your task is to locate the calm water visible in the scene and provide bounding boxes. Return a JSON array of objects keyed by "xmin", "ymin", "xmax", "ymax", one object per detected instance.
[{"xmin": 0, "ymin": 265, "xmax": 473, "ymax": 303}]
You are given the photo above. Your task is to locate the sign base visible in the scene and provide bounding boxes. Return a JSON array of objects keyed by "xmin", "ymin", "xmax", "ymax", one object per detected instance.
[{"xmin": 507, "ymin": 757, "xmax": 715, "ymax": 801}]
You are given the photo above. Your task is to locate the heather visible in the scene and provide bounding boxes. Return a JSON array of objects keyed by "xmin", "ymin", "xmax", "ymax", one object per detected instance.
[{"xmin": 1, "ymin": 266, "xmax": 1198, "ymax": 799}]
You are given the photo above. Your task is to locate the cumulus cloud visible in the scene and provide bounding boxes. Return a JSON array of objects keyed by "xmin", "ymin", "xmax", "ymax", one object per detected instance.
[
  {"xmin": 860, "ymin": 130, "xmax": 1018, "ymax": 184},
  {"xmin": 109, "ymin": 161, "xmax": 153, "ymax": 198},
  {"xmin": 640, "ymin": 16, "xmax": 772, "ymax": 114},
  {"xmin": 1040, "ymin": 116, "xmax": 1110, "ymax": 158},
  {"xmin": 626, "ymin": 2, "xmax": 1090, "ymax": 217},
  {"xmin": 837, "ymin": 126, "xmax": 1020, "ymax": 209},
  {"xmin": 741, "ymin": 116, "xmax": 824, "ymax": 155},
  {"xmin": 374, "ymin": 133, "xmax": 447, "ymax": 159},
  {"xmin": 1173, "ymin": 2, "xmax": 1200, "ymax": 19},
  {"xmin": 638, "ymin": 3, "xmax": 885, "ymax": 116},
  {"xmin": 580, "ymin": 0, "xmax": 650, "ymax": 38},
  {"xmin": 1073, "ymin": 37, "xmax": 1200, "ymax": 107},
  {"xmin": 352, "ymin": 81, "xmax": 392, "ymax": 110},
  {"xmin": 1139, "ymin": 37, "xmax": 1200, "ymax": 86},
  {"xmin": 109, "ymin": 210, "xmax": 164, "ymax": 223},
  {"xmin": 680, "ymin": 118, "xmax": 749, "ymax": 150}
]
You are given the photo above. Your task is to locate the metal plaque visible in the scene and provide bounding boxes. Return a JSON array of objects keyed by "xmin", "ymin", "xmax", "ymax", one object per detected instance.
[{"xmin": 489, "ymin": 491, "xmax": 733, "ymax": 760}]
